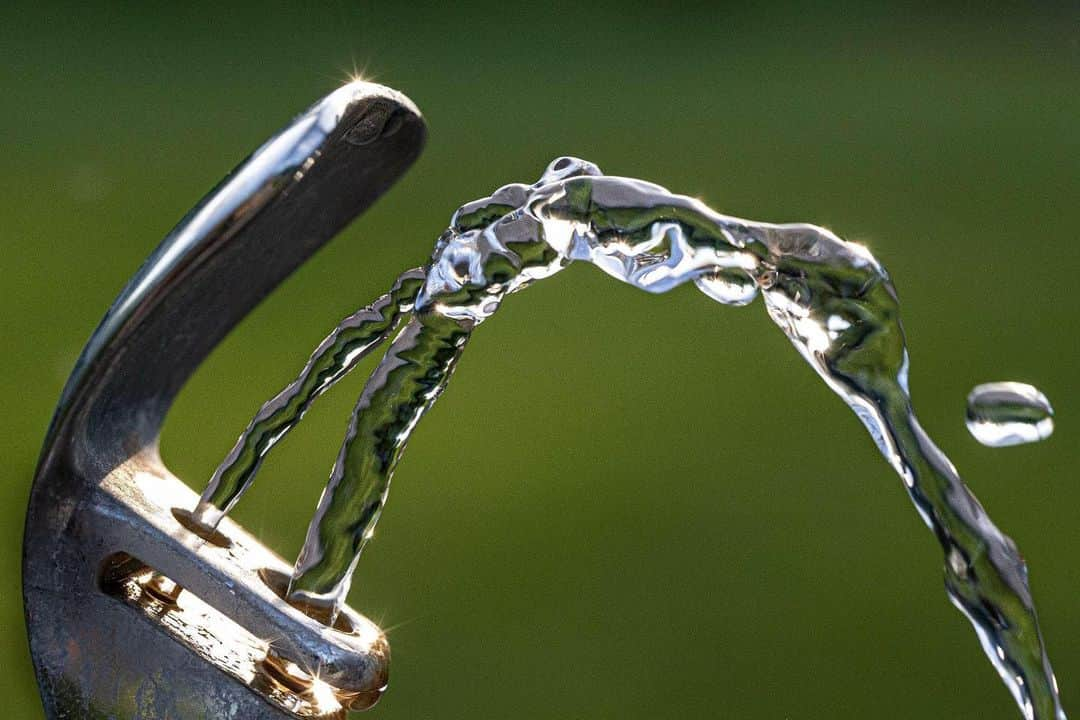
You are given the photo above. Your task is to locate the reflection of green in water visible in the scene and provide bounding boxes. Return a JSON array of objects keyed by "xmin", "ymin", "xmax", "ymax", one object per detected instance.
[
  {"xmin": 202, "ymin": 159, "xmax": 1065, "ymax": 718},
  {"xmin": 754, "ymin": 227, "xmax": 1065, "ymax": 720},
  {"xmin": 192, "ymin": 270, "xmax": 426, "ymax": 530},
  {"xmin": 287, "ymin": 310, "xmax": 472, "ymax": 610}
]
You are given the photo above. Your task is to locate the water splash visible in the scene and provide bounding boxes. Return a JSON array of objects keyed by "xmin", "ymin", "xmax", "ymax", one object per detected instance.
[
  {"xmin": 201, "ymin": 157, "xmax": 1065, "ymax": 718},
  {"xmin": 967, "ymin": 382, "xmax": 1054, "ymax": 448}
]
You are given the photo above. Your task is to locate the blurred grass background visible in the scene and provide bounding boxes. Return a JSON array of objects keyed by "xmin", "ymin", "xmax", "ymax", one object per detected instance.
[{"xmin": 2, "ymin": 2, "xmax": 1079, "ymax": 718}]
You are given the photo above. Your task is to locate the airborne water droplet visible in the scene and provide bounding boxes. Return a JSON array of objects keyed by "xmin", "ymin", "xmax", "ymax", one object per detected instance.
[{"xmin": 966, "ymin": 382, "xmax": 1054, "ymax": 448}]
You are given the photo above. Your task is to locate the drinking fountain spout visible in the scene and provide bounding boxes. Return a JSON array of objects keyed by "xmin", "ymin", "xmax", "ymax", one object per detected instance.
[{"xmin": 22, "ymin": 79, "xmax": 425, "ymax": 719}]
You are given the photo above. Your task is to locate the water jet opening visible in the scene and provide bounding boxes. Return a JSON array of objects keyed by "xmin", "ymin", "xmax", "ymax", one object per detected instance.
[
  {"xmin": 258, "ymin": 567, "xmax": 357, "ymax": 633},
  {"xmin": 172, "ymin": 507, "xmax": 234, "ymax": 548}
]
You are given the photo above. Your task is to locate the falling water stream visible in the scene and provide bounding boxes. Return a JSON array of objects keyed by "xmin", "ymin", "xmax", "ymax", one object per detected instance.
[{"xmin": 197, "ymin": 157, "xmax": 1065, "ymax": 718}]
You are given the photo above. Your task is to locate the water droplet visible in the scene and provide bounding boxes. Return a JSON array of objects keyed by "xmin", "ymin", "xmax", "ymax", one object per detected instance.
[{"xmin": 967, "ymin": 382, "xmax": 1054, "ymax": 448}]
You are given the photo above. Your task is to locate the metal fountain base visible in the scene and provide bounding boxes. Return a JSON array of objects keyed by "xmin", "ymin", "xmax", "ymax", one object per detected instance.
[{"xmin": 25, "ymin": 449, "xmax": 388, "ymax": 719}]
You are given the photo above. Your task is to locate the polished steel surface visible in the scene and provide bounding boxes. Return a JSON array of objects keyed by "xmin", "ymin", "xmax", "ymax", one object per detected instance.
[{"xmin": 23, "ymin": 80, "xmax": 425, "ymax": 719}]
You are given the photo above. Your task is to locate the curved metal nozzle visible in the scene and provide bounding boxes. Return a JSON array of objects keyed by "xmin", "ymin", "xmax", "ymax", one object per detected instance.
[{"xmin": 23, "ymin": 80, "xmax": 426, "ymax": 719}]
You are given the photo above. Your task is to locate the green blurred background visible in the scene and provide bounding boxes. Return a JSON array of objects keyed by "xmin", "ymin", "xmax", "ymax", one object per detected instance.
[{"xmin": 3, "ymin": 2, "xmax": 1078, "ymax": 717}]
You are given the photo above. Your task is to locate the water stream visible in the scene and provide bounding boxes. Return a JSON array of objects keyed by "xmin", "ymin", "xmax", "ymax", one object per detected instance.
[{"xmin": 199, "ymin": 157, "xmax": 1065, "ymax": 718}]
